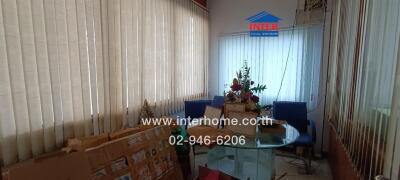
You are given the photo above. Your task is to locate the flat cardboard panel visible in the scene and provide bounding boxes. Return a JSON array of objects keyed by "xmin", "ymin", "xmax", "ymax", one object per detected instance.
[
  {"xmin": 203, "ymin": 106, "xmax": 222, "ymax": 128},
  {"xmin": 67, "ymin": 133, "xmax": 109, "ymax": 151},
  {"xmin": 85, "ymin": 144, "xmax": 109, "ymax": 169},
  {"xmin": 103, "ymin": 138, "xmax": 129, "ymax": 160},
  {"xmin": 109, "ymin": 127, "xmax": 144, "ymax": 140},
  {"xmin": 226, "ymin": 112, "xmax": 258, "ymax": 137},
  {"xmin": 134, "ymin": 162, "xmax": 152, "ymax": 179},
  {"xmin": 126, "ymin": 133, "xmax": 146, "ymax": 149},
  {"xmin": 110, "ymin": 157, "xmax": 129, "ymax": 173},
  {"xmin": 5, "ymin": 151, "xmax": 91, "ymax": 180}
]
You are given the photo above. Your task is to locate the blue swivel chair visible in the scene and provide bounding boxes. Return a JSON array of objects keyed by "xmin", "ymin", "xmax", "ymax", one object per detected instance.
[{"xmin": 272, "ymin": 101, "xmax": 316, "ymax": 173}]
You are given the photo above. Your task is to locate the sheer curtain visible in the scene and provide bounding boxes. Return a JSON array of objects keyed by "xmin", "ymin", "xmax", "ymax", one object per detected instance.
[
  {"xmin": 0, "ymin": 0, "xmax": 208, "ymax": 165},
  {"xmin": 218, "ymin": 25, "xmax": 323, "ymax": 109}
]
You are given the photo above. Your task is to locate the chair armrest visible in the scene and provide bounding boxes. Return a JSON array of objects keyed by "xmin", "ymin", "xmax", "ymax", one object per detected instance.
[{"xmin": 308, "ymin": 119, "xmax": 316, "ymax": 143}]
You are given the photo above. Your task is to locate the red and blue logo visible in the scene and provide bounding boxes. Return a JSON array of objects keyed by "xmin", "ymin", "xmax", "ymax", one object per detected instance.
[{"xmin": 247, "ymin": 11, "xmax": 281, "ymax": 37}]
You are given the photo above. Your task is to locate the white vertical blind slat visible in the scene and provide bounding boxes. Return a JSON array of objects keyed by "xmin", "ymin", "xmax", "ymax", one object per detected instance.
[
  {"xmin": 75, "ymin": 0, "xmax": 93, "ymax": 137},
  {"xmin": 66, "ymin": 0, "xmax": 85, "ymax": 138},
  {"xmin": 93, "ymin": 0, "xmax": 104, "ymax": 134},
  {"xmin": 16, "ymin": 0, "xmax": 44, "ymax": 158},
  {"xmin": 4, "ymin": 0, "xmax": 33, "ymax": 161},
  {"xmin": 101, "ymin": 0, "xmax": 111, "ymax": 133},
  {"xmin": 54, "ymin": 0, "xmax": 74, "ymax": 141},
  {"xmin": 120, "ymin": 0, "xmax": 128, "ymax": 127},
  {"xmin": 85, "ymin": 0, "xmax": 99, "ymax": 136},
  {"xmin": 0, "ymin": 0, "xmax": 18, "ymax": 165},
  {"xmin": 31, "ymin": 0, "xmax": 56, "ymax": 153}
]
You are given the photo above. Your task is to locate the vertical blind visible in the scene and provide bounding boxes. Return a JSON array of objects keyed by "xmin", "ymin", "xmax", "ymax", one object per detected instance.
[
  {"xmin": 0, "ymin": 0, "xmax": 208, "ymax": 165},
  {"xmin": 218, "ymin": 25, "xmax": 323, "ymax": 109},
  {"xmin": 325, "ymin": 0, "xmax": 400, "ymax": 179}
]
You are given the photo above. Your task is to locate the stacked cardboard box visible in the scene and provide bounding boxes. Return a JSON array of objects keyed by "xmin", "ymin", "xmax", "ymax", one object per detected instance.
[{"xmin": 2, "ymin": 125, "xmax": 183, "ymax": 180}]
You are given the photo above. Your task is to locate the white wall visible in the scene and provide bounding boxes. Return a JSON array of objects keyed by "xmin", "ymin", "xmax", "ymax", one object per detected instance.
[{"xmin": 208, "ymin": 0, "xmax": 332, "ymax": 155}]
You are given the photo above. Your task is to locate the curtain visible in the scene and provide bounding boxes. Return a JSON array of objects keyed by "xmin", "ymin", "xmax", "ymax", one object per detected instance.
[
  {"xmin": 175, "ymin": 0, "xmax": 209, "ymax": 112},
  {"xmin": 218, "ymin": 25, "xmax": 323, "ymax": 109},
  {"xmin": 354, "ymin": 0, "xmax": 400, "ymax": 178},
  {"xmin": 0, "ymin": 0, "xmax": 104, "ymax": 165},
  {"xmin": 325, "ymin": 0, "xmax": 400, "ymax": 179},
  {"xmin": 0, "ymin": 0, "xmax": 208, "ymax": 165},
  {"xmin": 119, "ymin": 0, "xmax": 208, "ymax": 126}
]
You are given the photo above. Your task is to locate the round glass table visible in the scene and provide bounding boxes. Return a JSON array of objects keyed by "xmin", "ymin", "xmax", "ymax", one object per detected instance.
[{"xmin": 207, "ymin": 124, "xmax": 299, "ymax": 180}]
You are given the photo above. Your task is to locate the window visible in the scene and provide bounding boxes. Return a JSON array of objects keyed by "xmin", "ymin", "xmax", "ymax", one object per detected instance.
[{"xmin": 218, "ymin": 25, "xmax": 323, "ymax": 109}]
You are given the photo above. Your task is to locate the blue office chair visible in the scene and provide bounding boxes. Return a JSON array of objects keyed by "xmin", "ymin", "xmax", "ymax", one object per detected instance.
[
  {"xmin": 273, "ymin": 101, "xmax": 316, "ymax": 174},
  {"xmin": 184, "ymin": 100, "xmax": 212, "ymax": 119},
  {"xmin": 184, "ymin": 96, "xmax": 225, "ymax": 119},
  {"xmin": 211, "ymin": 96, "xmax": 225, "ymax": 108}
]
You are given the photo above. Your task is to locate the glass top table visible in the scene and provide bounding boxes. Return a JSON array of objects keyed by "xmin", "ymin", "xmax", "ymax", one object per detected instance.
[
  {"xmin": 222, "ymin": 124, "xmax": 299, "ymax": 149},
  {"xmin": 207, "ymin": 124, "xmax": 300, "ymax": 180}
]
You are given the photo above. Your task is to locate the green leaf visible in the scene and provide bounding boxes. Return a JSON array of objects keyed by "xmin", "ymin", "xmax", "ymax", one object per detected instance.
[{"xmin": 250, "ymin": 84, "xmax": 267, "ymax": 93}]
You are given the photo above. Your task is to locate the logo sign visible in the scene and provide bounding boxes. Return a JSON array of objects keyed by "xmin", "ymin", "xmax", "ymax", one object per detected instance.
[{"xmin": 246, "ymin": 11, "xmax": 281, "ymax": 37}]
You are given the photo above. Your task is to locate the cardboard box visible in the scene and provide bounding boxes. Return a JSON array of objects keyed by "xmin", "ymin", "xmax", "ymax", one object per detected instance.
[
  {"xmin": 103, "ymin": 138, "xmax": 129, "ymax": 160},
  {"xmin": 125, "ymin": 133, "xmax": 146, "ymax": 150},
  {"xmin": 110, "ymin": 156, "xmax": 129, "ymax": 173},
  {"xmin": 2, "ymin": 125, "xmax": 178, "ymax": 180},
  {"xmin": 224, "ymin": 103, "xmax": 246, "ymax": 117},
  {"xmin": 109, "ymin": 127, "xmax": 144, "ymax": 140},
  {"xmin": 226, "ymin": 111, "xmax": 258, "ymax": 137},
  {"xmin": 127, "ymin": 148, "xmax": 148, "ymax": 165},
  {"xmin": 67, "ymin": 133, "xmax": 109, "ymax": 151},
  {"xmin": 3, "ymin": 151, "xmax": 91, "ymax": 180},
  {"xmin": 133, "ymin": 163, "xmax": 152, "ymax": 180},
  {"xmin": 85, "ymin": 144, "xmax": 109, "ymax": 169}
]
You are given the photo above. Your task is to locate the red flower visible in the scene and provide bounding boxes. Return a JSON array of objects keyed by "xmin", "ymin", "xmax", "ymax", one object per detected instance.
[
  {"xmin": 244, "ymin": 92, "xmax": 253, "ymax": 98},
  {"xmin": 230, "ymin": 84, "xmax": 242, "ymax": 91},
  {"xmin": 250, "ymin": 95, "xmax": 259, "ymax": 103}
]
